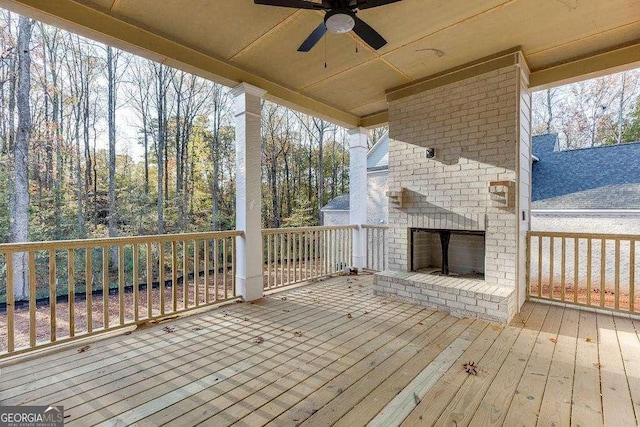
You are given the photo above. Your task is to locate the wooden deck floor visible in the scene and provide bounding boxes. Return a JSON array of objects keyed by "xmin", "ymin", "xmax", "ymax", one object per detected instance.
[{"xmin": 1, "ymin": 275, "xmax": 639, "ymax": 426}]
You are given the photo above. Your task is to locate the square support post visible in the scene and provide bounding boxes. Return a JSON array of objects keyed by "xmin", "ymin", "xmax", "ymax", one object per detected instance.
[
  {"xmin": 232, "ymin": 83, "xmax": 266, "ymax": 301},
  {"xmin": 349, "ymin": 127, "xmax": 369, "ymax": 269}
]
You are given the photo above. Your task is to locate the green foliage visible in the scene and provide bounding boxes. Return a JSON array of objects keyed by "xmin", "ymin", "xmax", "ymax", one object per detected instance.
[{"xmin": 283, "ymin": 197, "xmax": 316, "ymax": 228}]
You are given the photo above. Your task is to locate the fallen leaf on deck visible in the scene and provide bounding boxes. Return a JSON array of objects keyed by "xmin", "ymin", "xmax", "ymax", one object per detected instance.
[
  {"xmin": 347, "ymin": 313, "xmax": 353, "ymax": 318},
  {"xmin": 550, "ymin": 338, "xmax": 557, "ymax": 344},
  {"xmin": 593, "ymin": 362, "xmax": 602, "ymax": 368},
  {"xmin": 281, "ymin": 297, "xmax": 287, "ymax": 301},
  {"xmin": 78, "ymin": 345, "xmax": 90, "ymax": 353},
  {"xmin": 255, "ymin": 336, "xmax": 265, "ymax": 344},
  {"xmin": 192, "ymin": 327, "xmax": 203, "ymax": 331},
  {"xmin": 294, "ymin": 331, "xmax": 303, "ymax": 337},
  {"xmin": 123, "ymin": 331, "xmax": 132, "ymax": 335},
  {"xmin": 163, "ymin": 326, "xmax": 176, "ymax": 333},
  {"xmin": 586, "ymin": 337, "xmax": 592, "ymax": 343},
  {"xmin": 418, "ymin": 322, "xmax": 424, "ymax": 326},
  {"xmin": 364, "ymin": 311, "xmax": 369, "ymax": 315}
]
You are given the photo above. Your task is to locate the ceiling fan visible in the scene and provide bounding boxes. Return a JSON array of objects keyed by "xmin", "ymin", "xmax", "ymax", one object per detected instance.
[{"xmin": 254, "ymin": 0, "xmax": 401, "ymax": 52}]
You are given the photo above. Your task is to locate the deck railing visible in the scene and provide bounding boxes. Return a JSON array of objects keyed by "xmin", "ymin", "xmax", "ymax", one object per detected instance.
[
  {"xmin": 527, "ymin": 231, "xmax": 639, "ymax": 314},
  {"xmin": 0, "ymin": 231, "xmax": 240, "ymax": 357},
  {"xmin": 0, "ymin": 223, "xmax": 389, "ymax": 358},
  {"xmin": 362, "ymin": 225, "xmax": 388, "ymax": 271},
  {"xmin": 262, "ymin": 225, "xmax": 355, "ymax": 289}
]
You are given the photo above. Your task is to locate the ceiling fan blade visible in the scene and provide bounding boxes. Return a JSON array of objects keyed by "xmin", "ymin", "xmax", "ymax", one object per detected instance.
[
  {"xmin": 254, "ymin": 0, "xmax": 323, "ymax": 10},
  {"xmin": 356, "ymin": 0, "xmax": 402, "ymax": 9},
  {"xmin": 298, "ymin": 22, "xmax": 327, "ymax": 52},
  {"xmin": 352, "ymin": 16, "xmax": 387, "ymax": 50}
]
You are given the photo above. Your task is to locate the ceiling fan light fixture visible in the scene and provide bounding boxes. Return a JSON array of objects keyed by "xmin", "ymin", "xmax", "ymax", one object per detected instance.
[{"xmin": 325, "ymin": 10, "xmax": 355, "ymax": 33}]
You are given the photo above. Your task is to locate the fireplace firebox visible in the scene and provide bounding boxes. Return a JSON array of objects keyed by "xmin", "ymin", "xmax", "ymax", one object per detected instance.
[{"xmin": 409, "ymin": 228, "xmax": 485, "ymax": 278}]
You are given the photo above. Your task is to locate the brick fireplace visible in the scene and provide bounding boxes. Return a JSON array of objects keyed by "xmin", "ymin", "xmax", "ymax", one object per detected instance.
[{"xmin": 374, "ymin": 50, "xmax": 531, "ymax": 323}]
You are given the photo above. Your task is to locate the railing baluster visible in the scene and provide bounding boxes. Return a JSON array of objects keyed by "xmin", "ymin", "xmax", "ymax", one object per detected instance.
[
  {"xmin": 273, "ymin": 233, "xmax": 278, "ymax": 287},
  {"xmin": 204, "ymin": 239, "xmax": 210, "ymax": 304},
  {"xmin": 223, "ymin": 237, "xmax": 228, "ymax": 299},
  {"xmin": 266, "ymin": 234, "xmax": 271, "ymax": 289},
  {"xmin": 213, "ymin": 239, "xmax": 219, "ymax": 301},
  {"xmin": 49, "ymin": 250, "xmax": 56, "ymax": 342},
  {"xmin": 103, "ymin": 247, "xmax": 109, "ymax": 328},
  {"xmin": 194, "ymin": 239, "xmax": 200, "ymax": 307},
  {"xmin": 132, "ymin": 244, "xmax": 138, "ymax": 323},
  {"xmin": 68, "ymin": 249, "xmax": 75, "ymax": 336},
  {"xmin": 86, "ymin": 247, "xmax": 94, "ymax": 331},
  {"xmin": 615, "ymin": 239, "xmax": 620, "ymax": 310},
  {"xmin": 286, "ymin": 232, "xmax": 291, "ymax": 285},
  {"xmin": 298, "ymin": 232, "xmax": 302, "ymax": 282},
  {"xmin": 526, "ymin": 233, "xmax": 531, "ymax": 299},
  {"xmin": 182, "ymin": 241, "xmax": 187, "ymax": 309},
  {"xmin": 231, "ymin": 237, "xmax": 236, "ymax": 297},
  {"xmin": 537, "ymin": 236, "xmax": 542, "ymax": 298},
  {"xmin": 146, "ymin": 242, "xmax": 153, "ymax": 319},
  {"xmin": 561, "ymin": 237, "xmax": 566, "ymax": 302},
  {"xmin": 29, "ymin": 251, "xmax": 36, "ymax": 347},
  {"xmin": 159, "ymin": 243, "xmax": 165, "ymax": 315},
  {"xmin": 574, "ymin": 238, "xmax": 579, "ymax": 304},
  {"xmin": 118, "ymin": 245, "xmax": 125, "ymax": 326},
  {"xmin": 7, "ymin": 252, "xmax": 14, "ymax": 353},
  {"xmin": 549, "ymin": 237, "xmax": 554, "ymax": 300},
  {"xmin": 279, "ymin": 234, "xmax": 284, "ymax": 287},
  {"xmin": 172, "ymin": 241, "xmax": 178, "ymax": 312},
  {"xmin": 600, "ymin": 239, "xmax": 606, "ymax": 308},
  {"xmin": 631, "ymin": 240, "xmax": 636, "ymax": 313},
  {"xmin": 587, "ymin": 238, "xmax": 592, "ymax": 306}
]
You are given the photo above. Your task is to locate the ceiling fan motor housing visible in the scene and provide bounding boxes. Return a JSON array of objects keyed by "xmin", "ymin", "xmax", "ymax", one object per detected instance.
[{"xmin": 325, "ymin": 9, "xmax": 356, "ymax": 33}]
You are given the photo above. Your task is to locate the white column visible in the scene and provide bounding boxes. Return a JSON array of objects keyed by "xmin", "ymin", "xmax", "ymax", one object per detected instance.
[
  {"xmin": 232, "ymin": 83, "xmax": 266, "ymax": 301},
  {"xmin": 349, "ymin": 127, "xmax": 369, "ymax": 269}
]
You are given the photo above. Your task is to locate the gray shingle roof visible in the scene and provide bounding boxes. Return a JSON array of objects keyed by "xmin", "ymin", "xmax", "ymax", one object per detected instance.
[
  {"xmin": 320, "ymin": 193, "xmax": 350, "ymax": 211},
  {"xmin": 532, "ymin": 134, "xmax": 640, "ymax": 209}
]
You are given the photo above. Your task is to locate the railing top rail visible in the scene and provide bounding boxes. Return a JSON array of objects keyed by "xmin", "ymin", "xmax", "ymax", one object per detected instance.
[
  {"xmin": 0, "ymin": 230, "xmax": 243, "ymax": 253},
  {"xmin": 262, "ymin": 225, "xmax": 357, "ymax": 234},
  {"xmin": 528, "ymin": 230, "xmax": 640, "ymax": 241}
]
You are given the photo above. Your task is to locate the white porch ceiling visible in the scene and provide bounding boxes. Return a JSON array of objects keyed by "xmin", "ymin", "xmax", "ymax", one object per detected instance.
[{"xmin": 2, "ymin": 0, "xmax": 640, "ymax": 127}]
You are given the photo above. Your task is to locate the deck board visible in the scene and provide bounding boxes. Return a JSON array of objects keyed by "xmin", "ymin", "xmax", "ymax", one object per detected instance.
[
  {"xmin": 503, "ymin": 301, "xmax": 564, "ymax": 426},
  {"xmin": 598, "ymin": 312, "xmax": 637, "ymax": 426},
  {"xmin": 571, "ymin": 309, "xmax": 604, "ymax": 426},
  {"xmin": 0, "ymin": 275, "xmax": 638, "ymax": 426}
]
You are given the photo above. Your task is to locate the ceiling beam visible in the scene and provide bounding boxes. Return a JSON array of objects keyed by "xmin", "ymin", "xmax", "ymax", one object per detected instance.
[
  {"xmin": 0, "ymin": 0, "xmax": 361, "ymax": 127},
  {"xmin": 529, "ymin": 41, "xmax": 640, "ymax": 90},
  {"xmin": 360, "ymin": 111, "xmax": 388, "ymax": 128}
]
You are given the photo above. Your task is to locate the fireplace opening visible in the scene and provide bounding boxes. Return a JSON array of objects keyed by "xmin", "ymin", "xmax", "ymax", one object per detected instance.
[{"xmin": 409, "ymin": 228, "xmax": 485, "ymax": 279}]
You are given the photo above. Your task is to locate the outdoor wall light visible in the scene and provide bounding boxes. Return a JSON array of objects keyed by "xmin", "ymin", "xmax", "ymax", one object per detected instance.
[{"xmin": 425, "ymin": 148, "xmax": 435, "ymax": 158}]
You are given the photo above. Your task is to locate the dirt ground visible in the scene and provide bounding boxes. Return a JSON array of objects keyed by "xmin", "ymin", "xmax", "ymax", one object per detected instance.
[
  {"xmin": 529, "ymin": 276, "xmax": 640, "ymax": 312},
  {"xmin": 0, "ymin": 278, "xmax": 235, "ymax": 353}
]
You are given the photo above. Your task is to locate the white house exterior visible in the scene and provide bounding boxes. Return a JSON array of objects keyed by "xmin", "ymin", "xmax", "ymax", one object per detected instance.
[{"xmin": 321, "ymin": 131, "xmax": 390, "ymax": 226}]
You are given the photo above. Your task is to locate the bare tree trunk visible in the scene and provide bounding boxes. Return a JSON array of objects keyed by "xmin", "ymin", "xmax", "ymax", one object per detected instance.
[
  {"xmin": 156, "ymin": 63, "xmax": 166, "ymax": 234},
  {"xmin": 107, "ymin": 46, "xmax": 117, "ymax": 238},
  {"xmin": 9, "ymin": 16, "xmax": 33, "ymax": 299},
  {"xmin": 617, "ymin": 72, "xmax": 626, "ymax": 145}
]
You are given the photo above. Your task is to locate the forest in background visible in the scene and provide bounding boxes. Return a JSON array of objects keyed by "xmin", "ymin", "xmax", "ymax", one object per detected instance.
[
  {"xmin": 532, "ymin": 69, "xmax": 640, "ymax": 149},
  {"xmin": 0, "ymin": 9, "xmax": 387, "ymax": 246}
]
